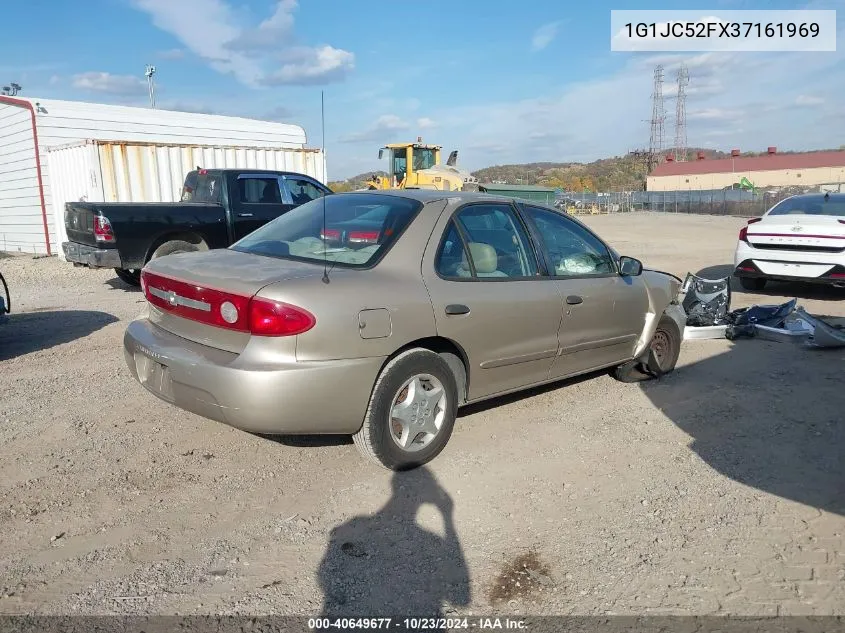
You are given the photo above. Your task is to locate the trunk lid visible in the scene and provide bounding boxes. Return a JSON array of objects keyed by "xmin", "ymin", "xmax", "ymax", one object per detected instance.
[
  {"xmin": 143, "ymin": 248, "xmax": 325, "ymax": 353},
  {"xmin": 748, "ymin": 215, "xmax": 845, "ymax": 254}
]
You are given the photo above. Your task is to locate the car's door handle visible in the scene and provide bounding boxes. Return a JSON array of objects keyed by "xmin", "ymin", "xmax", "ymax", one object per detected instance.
[
  {"xmin": 566, "ymin": 295, "xmax": 583, "ymax": 305},
  {"xmin": 445, "ymin": 304, "xmax": 470, "ymax": 315},
  {"xmin": 237, "ymin": 212, "xmax": 254, "ymax": 218}
]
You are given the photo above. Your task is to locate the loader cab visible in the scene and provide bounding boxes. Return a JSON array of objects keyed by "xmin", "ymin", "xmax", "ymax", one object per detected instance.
[{"xmin": 378, "ymin": 141, "xmax": 441, "ymax": 188}]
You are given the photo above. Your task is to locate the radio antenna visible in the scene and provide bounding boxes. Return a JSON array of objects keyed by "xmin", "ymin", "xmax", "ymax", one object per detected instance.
[{"xmin": 321, "ymin": 90, "xmax": 330, "ymax": 284}]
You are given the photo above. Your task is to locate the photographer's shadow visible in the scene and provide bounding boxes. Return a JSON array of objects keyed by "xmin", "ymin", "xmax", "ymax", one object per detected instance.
[{"xmin": 317, "ymin": 467, "xmax": 470, "ymax": 621}]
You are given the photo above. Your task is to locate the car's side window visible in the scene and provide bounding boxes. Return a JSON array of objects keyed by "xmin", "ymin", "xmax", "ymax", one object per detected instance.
[
  {"xmin": 438, "ymin": 203, "xmax": 538, "ymax": 279},
  {"xmin": 523, "ymin": 206, "xmax": 616, "ymax": 277},
  {"xmin": 284, "ymin": 178, "xmax": 326, "ymax": 205},
  {"xmin": 239, "ymin": 177, "xmax": 283, "ymax": 204}
]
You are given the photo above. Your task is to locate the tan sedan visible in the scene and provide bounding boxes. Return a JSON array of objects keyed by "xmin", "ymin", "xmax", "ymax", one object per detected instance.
[{"xmin": 124, "ymin": 190, "xmax": 685, "ymax": 470}]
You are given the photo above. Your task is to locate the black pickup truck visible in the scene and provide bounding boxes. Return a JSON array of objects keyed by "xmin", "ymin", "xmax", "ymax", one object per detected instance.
[{"xmin": 61, "ymin": 168, "xmax": 331, "ymax": 286}]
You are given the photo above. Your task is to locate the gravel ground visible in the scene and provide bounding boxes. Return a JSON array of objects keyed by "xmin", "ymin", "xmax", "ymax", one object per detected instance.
[{"xmin": 1, "ymin": 212, "xmax": 843, "ymax": 617}]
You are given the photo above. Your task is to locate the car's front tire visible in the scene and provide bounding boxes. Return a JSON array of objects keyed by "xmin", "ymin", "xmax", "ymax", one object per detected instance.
[
  {"xmin": 353, "ymin": 348, "xmax": 458, "ymax": 471},
  {"xmin": 612, "ymin": 313, "xmax": 682, "ymax": 382},
  {"xmin": 738, "ymin": 276, "xmax": 767, "ymax": 292}
]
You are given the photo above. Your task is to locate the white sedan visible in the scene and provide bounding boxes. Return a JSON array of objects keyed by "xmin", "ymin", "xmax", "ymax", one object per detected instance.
[{"xmin": 733, "ymin": 193, "xmax": 845, "ymax": 291}]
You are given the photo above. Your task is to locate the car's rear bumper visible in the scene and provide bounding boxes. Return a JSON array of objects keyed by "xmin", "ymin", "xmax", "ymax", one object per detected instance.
[
  {"xmin": 733, "ymin": 242, "xmax": 845, "ymax": 284},
  {"xmin": 62, "ymin": 241, "xmax": 122, "ymax": 268},
  {"xmin": 123, "ymin": 318, "xmax": 385, "ymax": 435}
]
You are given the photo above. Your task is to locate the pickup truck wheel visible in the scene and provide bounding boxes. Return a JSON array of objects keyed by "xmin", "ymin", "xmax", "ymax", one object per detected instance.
[
  {"xmin": 114, "ymin": 268, "xmax": 141, "ymax": 286},
  {"xmin": 150, "ymin": 240, "xmax": 199, "ymax": 260}
]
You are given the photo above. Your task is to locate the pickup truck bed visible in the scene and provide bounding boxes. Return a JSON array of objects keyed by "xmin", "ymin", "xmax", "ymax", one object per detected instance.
[{"xmin": 62, "ymin": 168, "xmax": 331, "ymax": 285}]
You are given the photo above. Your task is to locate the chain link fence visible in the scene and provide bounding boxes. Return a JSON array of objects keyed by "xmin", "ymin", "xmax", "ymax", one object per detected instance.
[{"xmin": 558, "ymin": 183, "xmax": 845, "ymax": 217}]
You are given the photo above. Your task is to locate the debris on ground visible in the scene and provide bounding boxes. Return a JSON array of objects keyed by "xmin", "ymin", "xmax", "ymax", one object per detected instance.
[
  {"xmin": 678, "ymin": 272, "xmax": 845, "ymax": 348},
  {"xmin": 680, "ymin": 273, "xmax": 731, "ymax": 329}
]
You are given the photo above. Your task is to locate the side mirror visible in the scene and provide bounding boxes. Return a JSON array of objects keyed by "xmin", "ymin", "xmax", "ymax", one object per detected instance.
[
  {"xmin": 378, "ymin": 149, "xmax": 384, "ymax": 160},
  {"xmin": 619, "ymin": 255, "xmax": 643, "ymax": 277}
]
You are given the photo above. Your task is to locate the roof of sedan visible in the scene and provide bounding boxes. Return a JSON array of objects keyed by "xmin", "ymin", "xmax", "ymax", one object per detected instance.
[{"xmin": 338, "ymin": 188, "xmax": 525, "ymax": 205}]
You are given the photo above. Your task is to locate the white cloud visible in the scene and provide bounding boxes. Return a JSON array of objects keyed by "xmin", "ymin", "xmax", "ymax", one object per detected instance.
[
  {"xmin": 130, "ymin": 0, "xmax": 353, "ymax": 87},
  {"xmin": 340, "ymin": 115, "xmax": 410, "ymax": 143},
  {"xmin": 224, "ymin": 0, "xmax": 296, "ymax": 52},
  {"xmin": 71, "ymin": 72, "xmax": 148, "ymax": 96},
  {"xmin": 531, "ymin": 22, "xmax": 560, "ymax": 52},
  {"xmin": 687, "ymin": 107, "xmax": 744, "ymax": 121},
  {"xmin": 48, "ymin": 75, "xmax": 61, "ymax": 86},
  {"xmin": 417, "ymin": 117, "xmax": 437, "ymax": 129},
  {"xmin": 262, "ymin": 46, "xmax": 354, "ymax": 86},
  {"xmin": 157, "ymin": 48, "xmax": 185, "ymax": 60},
  {"xmin": 795, "ymin": 95, "xmax": 824, "ymax": 107}
]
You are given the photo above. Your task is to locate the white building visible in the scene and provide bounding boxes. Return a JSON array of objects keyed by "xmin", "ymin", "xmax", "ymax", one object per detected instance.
[{"xmin": 0, "ymin": 96, "xmax": 325, "ymax": 255}]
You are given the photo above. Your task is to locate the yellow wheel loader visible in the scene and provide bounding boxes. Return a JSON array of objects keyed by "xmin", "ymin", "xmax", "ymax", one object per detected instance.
[{"xmin": 364, "ymin": 138, "xmax": 479, "ymax": 192}]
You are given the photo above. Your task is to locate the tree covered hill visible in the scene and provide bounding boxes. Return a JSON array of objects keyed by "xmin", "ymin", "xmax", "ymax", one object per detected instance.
[{"xmin": 328, "ymin": 148, "xmax": 840, "ymax": 193}]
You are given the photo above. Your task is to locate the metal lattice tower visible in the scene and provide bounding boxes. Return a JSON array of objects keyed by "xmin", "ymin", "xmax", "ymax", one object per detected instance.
[
  {"xmin": 674, "ymin": 64, "xmax": 690, "ymax": 162},
  {"xmin": 648, "ymin": 65, "xmax": 666, "ymax": 162}
]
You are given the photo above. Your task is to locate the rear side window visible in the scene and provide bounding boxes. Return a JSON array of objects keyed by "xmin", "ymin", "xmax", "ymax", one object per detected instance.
[
  {"xmin": 239, "ymin": 177, "xmax": 282, "ymax": 204},
  {"xmin": 231, "ymin": 193, "xmax": 422, "ymax": 268},
  {"xmin": 437, "ymin": 203, "xmax": 538, "ymax": 279},
  {"xmin": 182, "ymin": 172, "xmax": 222, "ymax": 203},
  {"xmin": 768, "ymin": 195, "xmax": 845, "ymax": 217}
]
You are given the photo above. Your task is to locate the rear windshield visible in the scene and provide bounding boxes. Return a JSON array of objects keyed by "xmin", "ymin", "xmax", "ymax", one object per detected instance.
[
  {"xmin": 181, "ymin": 172, "xmax": 222, "ymax": 203},
  {"xmin": 230, "ymin": 193, "xmax": 423, "ymax": 268},
  {"xmin": 768, "ymin": 194, "xmax": 845, "ymax": 217}
]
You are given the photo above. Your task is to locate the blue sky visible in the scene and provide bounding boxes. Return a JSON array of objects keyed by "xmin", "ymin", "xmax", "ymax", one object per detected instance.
[{"xmin": 2, "ymin": 0, "xmax": 843, "ymax": 179}]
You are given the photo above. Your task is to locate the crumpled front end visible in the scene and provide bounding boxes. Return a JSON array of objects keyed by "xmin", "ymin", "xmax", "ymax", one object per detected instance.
[{"xmin": 632, "ymin": 269, "xmax": 687, "ymax": 359}]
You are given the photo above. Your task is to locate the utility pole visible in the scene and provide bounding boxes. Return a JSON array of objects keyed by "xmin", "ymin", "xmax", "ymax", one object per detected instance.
[
  {"xmin": 674, "ymin": 64, "xmax": 689, "ymax": 162},
  {"xmin": 144, "ymin": 65, "xmax": 157, "ymax": 109}
]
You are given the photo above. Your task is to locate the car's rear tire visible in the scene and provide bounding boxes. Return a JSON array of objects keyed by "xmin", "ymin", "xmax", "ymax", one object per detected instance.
[
  {"xmin": 739, "ymin": 276, "xmax": 767, "ymax": 292},
  {"xmin": 612, "ymin": 313, "xmax": 681, "ymax": 382},
  {"xmin": 353, "ymin": 348, "xmax": 458, "ymax": 471},
  {"xmin": 114, "ymin": 268, "xmax": 141, "ymax": 287}
]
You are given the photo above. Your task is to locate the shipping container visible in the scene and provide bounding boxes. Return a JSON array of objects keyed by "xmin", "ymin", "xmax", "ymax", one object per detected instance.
[
  {"xmin": 0, "ymin": 96, "xmax": 323, "ymax": 256},
  {"xmin": 47, "ymin": 140, "xmax": 326, "ymax": 259}
]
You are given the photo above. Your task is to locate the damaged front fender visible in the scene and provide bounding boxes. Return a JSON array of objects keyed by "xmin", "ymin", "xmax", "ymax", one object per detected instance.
[{"xmin": 632, "ymin": 269, "xmax": 687, "ymax": 359}]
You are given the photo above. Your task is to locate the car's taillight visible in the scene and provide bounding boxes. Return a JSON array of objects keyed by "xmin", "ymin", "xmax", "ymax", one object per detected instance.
[
  {"xmin": 348, "ymin": 231, "xmax": 380, "ymax": 244},
  {"xmin": 93, "ymin": 215, "xmax": 115, "ymax": 243},
  {"xmin": 248, "ymin": 298, "xmax": 316, "ymax": 337},
  {"xmin": 739, "ymin": 217, "xmax": 762, "ymax": 244},
  {"xmin": 320, "ymin": 228, "xmax": 340, "ymax": 241},
  {"xmin": 140, "ymin": 270, "xmax": 315, "ymax": 337}
]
